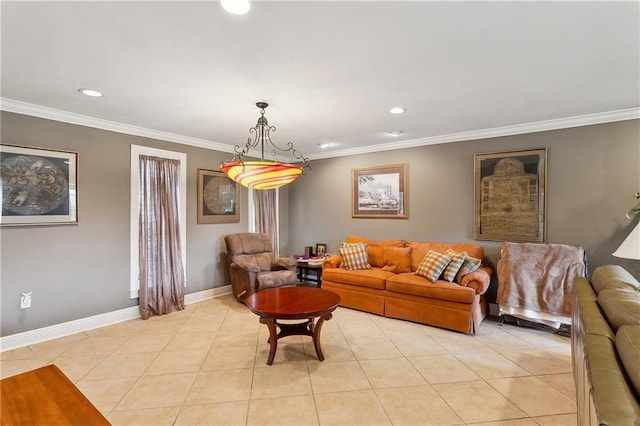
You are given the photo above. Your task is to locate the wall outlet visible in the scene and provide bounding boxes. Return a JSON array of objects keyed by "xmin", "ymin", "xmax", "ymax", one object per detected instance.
[{"xmin": 20, "ymin": 291, "xmax": 32, "ymax": 309}]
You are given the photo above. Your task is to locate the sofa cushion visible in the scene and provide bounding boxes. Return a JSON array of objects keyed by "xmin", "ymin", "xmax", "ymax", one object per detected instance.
[
  {"xmin": 616, "ymin": 325, "xmax": 640, "ymax": 397},
  {"xmin": 442, "ymin": 250, "xmax": 466, "ymax": 282},
  {"xmin": 598, "ymin": 287, "xmax": 640, "ymax": 331},
  {"xmin": 407, "ymin": 242, "xmax": 484, "ymax": 272},
  {"xmin": 346, "ymin": 235, "xmax": 406, "ymax": 247},
  {"xmin": 367, "ymin": 244, "xmax": 385, "ymax": 268},
  {"xmin": 592, "ymin": 264, "xmax": 640, "ymax": 294},
  {"xmin": 386, "ymin": 273, "xmax": 476, "ymax": 303},
  {"xmin": 573, "ymin": 278, "xmax": 615, "ymax": 340},
  {"xmin": 382, "ymin": 246, "xmax": 412, "ymax": 273},
  {"xmin": 256, "ymin": 270, "xmax": 297, "ymax": 290},
  {"xmin": 339, "ymin": 242, "xmax": 371, "ymax": 270},
  {"xmin": 415, "ymin": 250, "xmax": 453, "ymax": 282},
  {"xmin": 322, "ymin": 267, "xmax": 394, "ymax": 290},
  {"xmin": 455, "ymin": 255, "xmax": 482, "ymax": 284}
]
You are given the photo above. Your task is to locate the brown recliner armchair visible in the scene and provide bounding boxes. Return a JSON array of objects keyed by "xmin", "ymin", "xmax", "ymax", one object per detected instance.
[{"xmin": 224, "ymin": 233, "xmax": 298, "ymax": 303}]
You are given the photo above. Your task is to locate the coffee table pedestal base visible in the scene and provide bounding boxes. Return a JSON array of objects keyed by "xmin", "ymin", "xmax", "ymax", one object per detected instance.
[{"xmin": 260, "ymin": 313, "xmax": 333, "ymax": 365}]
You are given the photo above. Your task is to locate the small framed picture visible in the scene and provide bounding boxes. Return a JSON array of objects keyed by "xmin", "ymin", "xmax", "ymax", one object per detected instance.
[
  {"xmin": 1, "ymin": 144, "xmax": 78, "ymax": 226},
  {"xmin": 197, "ymin": 168, "xmax": 239, "ymax": 224},
  {"xmin": 316, "ymin": 243, "xmax": 327, "ymax": 256}
]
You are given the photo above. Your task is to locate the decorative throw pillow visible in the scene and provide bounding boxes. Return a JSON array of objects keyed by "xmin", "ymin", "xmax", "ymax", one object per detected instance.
[
  {"xmin": 415, "ymin": 250, "xmax": 453, "ymax": 282},
  {"xmin": 381, "ymin": 246, "xmax": 412, "ymax": 273},
  {"xmin": 455, "ymin": 255, "xmax": 482, "ymax": 283},
  {"xmin": 339, "ymin": 242, "xmax": 371, "ymax": 270},
  {"xmin": 442, "ymin": 250, "xmax": 466, "ymax": 282}
]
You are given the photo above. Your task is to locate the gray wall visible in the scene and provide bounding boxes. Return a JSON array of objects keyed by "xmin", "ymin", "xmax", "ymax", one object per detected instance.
[
  {"xmin": 2, "ymin": 112, "xmax": 638, "ymax": 336},
  {"xmin": 1, "ymin": 112, "xmax": 250, "ymax": 336},
  {"xmin": 286, "ymin": 120, "xmax": 640, "ymax": 294}
]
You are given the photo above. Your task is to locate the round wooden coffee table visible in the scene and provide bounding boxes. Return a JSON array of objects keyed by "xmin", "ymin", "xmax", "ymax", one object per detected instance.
[{"xmin": 246, "ymin": 286, "xmax": 341, "ymax": 365}]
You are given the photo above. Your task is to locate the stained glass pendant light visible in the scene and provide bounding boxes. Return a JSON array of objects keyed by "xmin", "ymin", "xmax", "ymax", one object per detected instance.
[{"xmin": 220, "ymin": 102, "xmax": 310, "ymax": 190}]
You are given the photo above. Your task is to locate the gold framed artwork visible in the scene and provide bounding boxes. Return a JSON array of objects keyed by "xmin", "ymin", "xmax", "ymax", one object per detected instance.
[
  {"xmin": 352, "ymin": 164, "xmax": 408, "ymax": 219},
  {"xmin": 197, "ymin": 169, "xmax": 239, "ymax": 224},
  {"xmin": 474, "ymin": 148, "xmax": 547, "ymax": 242},
  {"xmin": 1, "ymin": 144, "xmax": 78, "ymax": 226}
]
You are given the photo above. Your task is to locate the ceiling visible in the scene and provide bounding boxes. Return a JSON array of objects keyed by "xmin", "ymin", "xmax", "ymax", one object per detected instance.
[{"xmin": 2, "ymin": 1, "xmax": 639, "ymax": 160}]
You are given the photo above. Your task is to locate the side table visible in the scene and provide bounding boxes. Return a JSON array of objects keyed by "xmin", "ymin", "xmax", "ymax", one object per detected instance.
[{"xmin": 297, "ymin": 262, "xmax": 323, "ymax": 287}]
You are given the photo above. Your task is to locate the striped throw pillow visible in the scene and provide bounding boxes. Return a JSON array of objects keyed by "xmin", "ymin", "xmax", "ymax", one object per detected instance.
[
  {"xmin": 415, "ymin": 250, "xmax": 453, "ymax": 282},
  {"xmin": 339, "ymin": 242, "xmax": 371, "ymax": 270},
  {"xmin": 455, "ymin": 255, "xmax": 482, "ymax": 283},
  {"xmin": 442, "ymin": 250, "xmax": 467, "ymax": 282}
]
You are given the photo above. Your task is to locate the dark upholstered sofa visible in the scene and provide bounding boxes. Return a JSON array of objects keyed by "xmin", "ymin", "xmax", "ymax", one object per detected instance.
[{"xmin": 572, "ymin": 265, "xmax": 640, "ymax": 425}]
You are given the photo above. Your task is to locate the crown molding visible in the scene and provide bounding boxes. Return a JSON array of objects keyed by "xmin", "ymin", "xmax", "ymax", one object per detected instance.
[
  {"xmin": 0, "ymin": 98, "xmax": 234, "ymax": 153},
  {"xmin": 2, "ymin": 98, "xmax": 637, "ymax": 160},
  {"xmin": 309, "ymin": 107, "xmax": 640, "ymax": 160}
]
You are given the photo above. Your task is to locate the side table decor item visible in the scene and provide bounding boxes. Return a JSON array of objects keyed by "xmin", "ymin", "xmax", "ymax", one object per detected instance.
[
  {"xmin": 1, "ymin": 144, "xmax": 78, "ymax": 226},
  {"xmin": 220, "ymin": 102, "xmax": 310, "ymax": 190}
]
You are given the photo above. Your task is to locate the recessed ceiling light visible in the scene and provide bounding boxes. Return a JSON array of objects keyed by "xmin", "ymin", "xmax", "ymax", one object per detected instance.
[
  {"xmin": 389, "ymin": 107, "xmax": 406, "ymax": 114},
  {"xmin": 388, "ymin": 131, "xmax": 404, "ymax": 136},
  {"xmin": 221, "ymin": 0, "xmax": 251, "ymax": 15},
  {"xmin": 318, "ymin": 142, "xmax": 336, "ymax": 149},
  {"xmin": 78, "ymin": 88, "xmax": 103, "ymax": 97}
]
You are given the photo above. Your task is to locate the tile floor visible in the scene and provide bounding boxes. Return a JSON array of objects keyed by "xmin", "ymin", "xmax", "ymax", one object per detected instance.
[{"xmin": 0, "ymin": 294, "xmax": 577, "ymax": 425}]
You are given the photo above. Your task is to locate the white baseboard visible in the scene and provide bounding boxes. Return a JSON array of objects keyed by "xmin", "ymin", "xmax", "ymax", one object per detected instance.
[{"xmin": 0, "ymin": 285, "xmax": 232, "ymax": 352}]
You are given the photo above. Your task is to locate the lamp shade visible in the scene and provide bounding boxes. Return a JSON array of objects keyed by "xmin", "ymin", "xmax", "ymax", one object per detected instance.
[
  {"xmin": 220, "ymin": 161, "xmax": 303, "ymax": 190},
  {"xmin": 613, "ymin": 221, "xmax": 640, "ymax": 260}
]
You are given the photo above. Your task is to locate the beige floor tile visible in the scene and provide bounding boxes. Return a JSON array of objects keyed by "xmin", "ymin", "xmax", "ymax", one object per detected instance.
[
  {"xmin": 175, "ymin": 400, "xmax": 248, "ymax": 425},
  {"xmin": 108, "ymin": 406, "xmax": 180, "ymax": 425},
  {"xmin": 359, "ymin": 357, "xmax": 426, "ymax": 388},
  {"xmin": 500, "ymin": 348, "xmax": 572, "ymax": 375},
  {"xmin": 61, "ymin": 335, "xmax": 129, "ymax": 357},
  {"xmin": 430, "ymin": 332, "xmax": 492, "ymax": 354},
  {"xmin": 469, "ymin": 419, "xmax": 537, "ymax": 426},
  {"xmin": 338, "ymin": 319, "xmax": 388, "ymax": 342},
  {"xmin": 76, "ymin": 376, "xmax": 139, "ymax": 412},
  {"xmin": 475, "ymin": 330, "xmax": 534, "ymax": 352},
  {"xmin": 185, "ymin": 368, "xmax": 253, "ymax": 404},
  {"xmin": 537, "ymin": 373, "xmax": 576, "ymax": 401},
  {"xmin": 86, "ymin": 319, "xmax": 146, "ymax": 338},
  {"xmin": 308, "ymin": 360, "xmax": 371, "ymax": 394},
  {"xmin": 115, "ymin": 332, "xmax": 173, "ymax": 354},
  {"xmin": 433, "ymin": 380, "xmax": 527, "ymax": 423},
  {"xmin": 116, "ymin": 373, "xmax": 196, "ymax": 410},
  {"xmin": 302, "ymin": 338, "xmax": 356, "ymax": 363},
  {"xmin": 388, "ymin": 333, "xmax": 449, "ymax": 357},
  {"xmin": 164, "ymin": 330, "xmax": 217, "ymax": 352},
  {"xmin": 51, "ymin": 356, "xmax": 106, "ymax": 382},
  {"xmin": 348, "ymin": 337, "xmax": 403, "ymax": 360},
  {"xmin": 315, "ymin": 389, "xmax": 391, "ymax": 425},
  {"xmin": 455, "ymin": 350, "xmax": 531, "ymax": 379},
  {"xmin": 202, "ymin": 345, "xmax": 258, "ymax": 370},
  {"xmin": 501, "ymin": 325, "xmax": 571, "ymax": 348},
  {"xmin": 487, "ymin": 376, "xmax": 576, "ymax": 417},
  {"xmin": 0, "ymin": 358, "xmax": 50, "ymax": 379},
  {"xmin": 532, "ymin": 413, "xmax": 578, "ymax": 425},
  {"xmin": 247, "ymin": 395, "xmax": 319, "ymax": 425},
  {"xmin": 376, "ymin": 385, "xmax": 463, "ymax": 425},
  {"xmin": 255, "ymin": 341, "xmax": 308, "ymax": 366},
  {"xmin": 145, "ymin": 349, "xmax": 207, "ymax": 375},
  {"xmin": 409, "ymin": 354, "xmax": 480, "ymax": 384},
  {"xmin": 84, "ymin": 352, "xmax": 157, "ymax": 380},
  {"xmin": 213, "ymin": 328, "xmax": 260, "ymax": 348},
  {"xmin": 251, "ymin": 362, "xmax": 312, "ymax": 399}
]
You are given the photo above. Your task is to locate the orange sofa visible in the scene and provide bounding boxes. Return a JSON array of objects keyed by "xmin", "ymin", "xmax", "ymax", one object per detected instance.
[{"xmin": 322, "ymin": 236, "xmax": 493, "ymax": 334}]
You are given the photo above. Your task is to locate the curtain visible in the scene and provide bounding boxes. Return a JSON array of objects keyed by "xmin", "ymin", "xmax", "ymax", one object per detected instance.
[
  {"xmin": 254, "ymin": 189, "xmax": 279, "ymax": 255},
  {"xmin": 138, "ymin": 155, "xmax": 185, "ymax": 320}
]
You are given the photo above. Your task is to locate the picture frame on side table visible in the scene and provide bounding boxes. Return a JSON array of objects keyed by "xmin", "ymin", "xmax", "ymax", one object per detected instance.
[
  {"xmin": 352, "ymin": 164, "xmax": 408, "ymax": 219},
  {"xmin": 197, "ymin": 168, "xmax": 239, "ymax": 224},
  {"xmin": 474, "ymin": 148, "xmax": 547, "ymax": 242},
  {"xmin": 316, "ymin": 243, "xmax": 327, "ymax": 256},
  {"xmin": 1, "ymin": 144, "xmax": 78, "ymax": 226}
]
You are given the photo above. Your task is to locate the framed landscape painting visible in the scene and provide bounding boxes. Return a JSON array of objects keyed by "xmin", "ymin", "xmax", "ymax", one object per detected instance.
[
  {"xmin": 474, "ymin": 148, "xmax": 547, "ymax": 242},
  {"xmin": 197, "ymin": 168, "xmax": 239, "ymax": 224},
  {"xmin": 1, "ymin": 144, "xmax": 78, "ymax": 226},
  {"xmin": 352, "ymin": 164, "xmax": 408, "ymax": 219}
]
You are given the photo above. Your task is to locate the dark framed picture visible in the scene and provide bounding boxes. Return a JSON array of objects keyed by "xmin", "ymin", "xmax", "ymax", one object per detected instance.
[
  {"xmin": 352, "ymin": 164, "xmax": 408, "ymax": 219},
  {"xmin": 474, "ymin": 148, "xmax": 547, "ymax": 242},
  {"xmin": 1, "ymin": 144, "xmax": 78, "ymax": 226},
  {"xmin": 197, "ymin": 168, "xmax": 239, "ymax": 224},
  {"xmin": 316, "ymin": 243, "xmax": 327, "ymax": 256}
]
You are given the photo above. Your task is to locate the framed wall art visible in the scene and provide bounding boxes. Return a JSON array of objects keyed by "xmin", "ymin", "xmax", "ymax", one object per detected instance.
[
  {"xmin": 474, "ymin": 148, "xmax": 547, "ymax": 242},
  {"xmin": 352, "ymin": 164, "xmax": 408, "ymax": 219},
  {"xmin": 1, "ymin": 144, "xmax": 78, "ymax": 226},
  {"xmin": 197, "ymin": 168, "xmax": 239, "ymax": 224}
]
